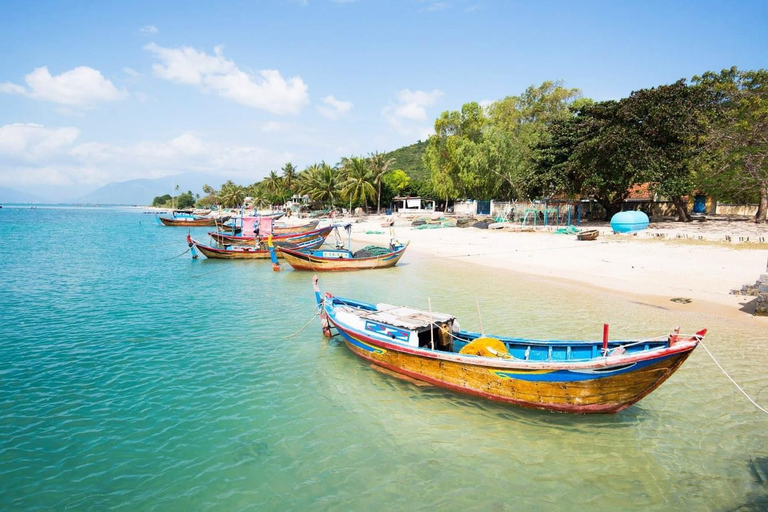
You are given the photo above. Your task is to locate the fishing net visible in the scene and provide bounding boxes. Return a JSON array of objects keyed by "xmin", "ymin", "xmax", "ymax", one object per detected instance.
[
  {"xmin": 353, "ymin": 245, "xmax": 392, "ymax": 258},
  {"xmin": 554, "ymin": 225, "xmax": 582, "ymax": 235},
  {"xmin": 459, "ymin": 337, "xmax": 510, "ymax": 358}
]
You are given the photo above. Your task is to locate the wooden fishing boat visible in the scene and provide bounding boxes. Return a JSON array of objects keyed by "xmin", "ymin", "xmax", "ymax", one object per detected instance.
[
  {"xmin": 576, "ymin": 229, "xmax": 600, "ymax": 241},
  {"xmin": 214, "ymin": 218, "xmax": 314, "ymax": 237},
  {"xmin": 274, "ymin": 219, "xmax": 319, "ymax": 234},
  {"xmin": 187, "ymin": 234, "xmax": 326, "ymax": 260},
  {"xmin": 280, "ymin": 242, "xmax": 409, "ymax": 271},
  {"xmin": 313, "ymin": 279, "xmax": 705, "ymax": 414},
  {"xmin": 208, "ymin": 224, "xmax": 333, "ymax": 246},
  {"xmin": 158, "ymin": 215, "xmax": 224, "ymax": 227}
]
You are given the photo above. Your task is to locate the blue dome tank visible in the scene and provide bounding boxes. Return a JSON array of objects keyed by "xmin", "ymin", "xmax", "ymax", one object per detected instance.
[{"xmin": 610, "ymin": 211, "xmax": 649, "ymax": 233}]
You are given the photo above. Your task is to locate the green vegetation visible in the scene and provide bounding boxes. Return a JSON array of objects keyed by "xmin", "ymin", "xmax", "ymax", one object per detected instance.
[
  {"xmin": 151, "ymin": 194, "xmax": 171, "ymax": 207},
  {"xmin": 185, "ymin": 67, "xmax": 767, "ymax": 223},
  {"xmin": 421, "ymin": 70, "xmax": 768, "ymax": 222},
  {"xmin": 151, "ymin": 191, "xmax": 196, "ymax": 209},
  {"xmin": 383, "ymin": 141, "xmax": 428, "ymax": 180}
]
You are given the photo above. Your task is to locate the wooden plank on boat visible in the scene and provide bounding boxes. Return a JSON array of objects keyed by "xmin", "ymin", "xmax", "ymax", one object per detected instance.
[{"xmin": 370, "ymin": 364, "xmax": 433, "ymax": 387}]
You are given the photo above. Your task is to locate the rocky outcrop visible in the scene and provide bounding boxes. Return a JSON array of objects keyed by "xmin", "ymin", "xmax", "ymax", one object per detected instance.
[{"xmin": 756, "ymin": 273, "xmax": 768, "ymax": 316}]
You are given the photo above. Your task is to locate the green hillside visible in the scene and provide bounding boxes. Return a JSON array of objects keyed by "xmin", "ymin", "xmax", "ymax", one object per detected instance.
[{"xmin": 384, "ymin": 140, "xmax": 428, "ymax": 180}]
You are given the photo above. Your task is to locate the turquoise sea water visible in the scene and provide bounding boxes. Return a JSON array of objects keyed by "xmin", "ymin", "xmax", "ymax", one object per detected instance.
[{"xmin": 1, "ymin": 206, "xmax": 767, "ymax": 511}]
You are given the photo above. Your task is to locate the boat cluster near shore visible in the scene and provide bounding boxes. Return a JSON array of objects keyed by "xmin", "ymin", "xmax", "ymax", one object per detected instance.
[{"xmin": 152, "ymin": 208, "xmax": 727, "ymax": 415}]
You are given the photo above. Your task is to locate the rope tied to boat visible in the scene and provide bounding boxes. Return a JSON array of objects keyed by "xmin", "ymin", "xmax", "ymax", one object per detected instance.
[
  {"xmin": 164, "ymin": 247, "xmax": 191, "ymax": 260},
  {"xmin": 284, "ymin": 303, "xmax": 322, "ymax": 339},
  {"xmin": 699, "ymin": 339, "xmax": 768, "ymax": 416}
]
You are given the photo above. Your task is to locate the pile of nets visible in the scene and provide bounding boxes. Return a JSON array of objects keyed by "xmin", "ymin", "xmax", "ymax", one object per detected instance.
[
  {"xmin": 554, "ymin": 225, "xmax": 581, "ymax": 235},
  {"xmin": 412, "ymin": 222, "xmax": 456, "ymax": 230},
  {"xmin": 459, "ymin": 337, "xmax": 511, "ymax": 358},
  {"xmin": 353, "ymin": 245, "xmax": 392, "ymax": 258}
]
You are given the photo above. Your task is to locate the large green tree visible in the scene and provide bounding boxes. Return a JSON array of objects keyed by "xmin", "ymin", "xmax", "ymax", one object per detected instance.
[
  {"xmin": 536, "ymin": 100, "xmax": 649, "ymax": 219},
  {"xmin": 694, "ymin": 67, "xmax": 768, "ymax": 223},
  {"xmin": 619, "ymin": 79, "xmax": 714, "ymax": 221},
  {"xmin": 423, "ymin": 81, "xmax": 582, "ymax": 207}
]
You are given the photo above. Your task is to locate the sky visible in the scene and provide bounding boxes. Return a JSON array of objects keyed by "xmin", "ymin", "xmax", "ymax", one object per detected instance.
[{"xmin": 0, "ymin": 0, "xmax": 766, "ymax": 200}]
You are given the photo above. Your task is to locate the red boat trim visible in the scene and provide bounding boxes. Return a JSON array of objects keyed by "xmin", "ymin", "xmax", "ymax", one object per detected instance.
[{"xmin": 327, "ymin": 311, "xmax": 699, "ymax": 371}]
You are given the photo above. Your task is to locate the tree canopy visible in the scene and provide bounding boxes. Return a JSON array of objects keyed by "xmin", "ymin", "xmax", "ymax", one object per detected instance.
[{"xmin": 181, "ymin": 68, "xmax": 768, "ymax": 223}]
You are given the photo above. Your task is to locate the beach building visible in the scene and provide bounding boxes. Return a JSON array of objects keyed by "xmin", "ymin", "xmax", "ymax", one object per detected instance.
[{"xmin": 391, "ymin": 196, "xmax": 436, "ymax": 215}]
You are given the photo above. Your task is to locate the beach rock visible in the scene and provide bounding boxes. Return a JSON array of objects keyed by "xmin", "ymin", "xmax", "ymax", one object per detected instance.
[
  {"xmin": 731, "ymin": 281, "xmax": 761, "ymax": 296},
  {"xmin": 472, "ymin": 220, "xmax": 491, "ymax": 229},
  {"xmin": 756, "ymin": 274, "xmax": 768, "ymax": 316},
  {"xmin": 456, "ymin": 217, "xmax": 474, "ymax": 228}
]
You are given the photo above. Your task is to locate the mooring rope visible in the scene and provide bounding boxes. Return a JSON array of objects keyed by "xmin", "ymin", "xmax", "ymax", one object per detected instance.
[
  {"xmin": 700, "ymin": 340, "xmax": 768, "ymax": 415},
  {"xmin": 164, "ymin": 247, "xmax": 191, "ymax": 260},
  {"xmin": 285, "ymin": 304, "xmax": 321, "ymax": 338}
]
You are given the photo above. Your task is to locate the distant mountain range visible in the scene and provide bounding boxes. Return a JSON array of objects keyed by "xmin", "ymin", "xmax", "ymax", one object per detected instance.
[
  {"xmin": 2, "ymin": 140, "xmax": 427, "ymax": 206},
  {"xmin": 75, "ymin": 173, "xmax": 236, "ymax": 205},
  {"xmin": 0, "ymin": 186, "xmax": 45, "ymax": 203}
]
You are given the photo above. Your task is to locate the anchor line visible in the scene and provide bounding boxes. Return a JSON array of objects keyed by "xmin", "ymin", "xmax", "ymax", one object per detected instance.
[{"xmin": 700, "ymin": 340, "xmax": 768, "ymax": 415}]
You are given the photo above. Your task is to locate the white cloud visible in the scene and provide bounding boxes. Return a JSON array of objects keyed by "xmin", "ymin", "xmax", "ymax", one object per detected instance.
[
  {"xmin": 0, "ymin": 123, "xmax": 80, "ymax": 162},
  {"xmin": 140, "ymin": 25, "xmax": 158, "ymax": 34},
  {"xmin": 0, "ymin": 66, "xmax": 126, "ymax": 108},
  {"xmin": 423, "ymin": 2, "xmax": 449, "ymax": 12},
  {"xmin": 317, "ymin": 95, "xmax": 353, "ymax": 119},
  {"xmin": 0, "ymin": 82, "xmax": 26, "ymax": 95},
  {"xmin": 145, "ymin": 43, "xmax": 309, "ymax": 115},
  {"xmin": 0, "ymin": 122, "xmax": 294, "ymax": 195},
  {"xmin": 382, "ymin": 88, "xmax": 443, "ymax": 138},
  {"xmin": 123, "ymin": 67, "xmax": 141, "ymax": 78}
]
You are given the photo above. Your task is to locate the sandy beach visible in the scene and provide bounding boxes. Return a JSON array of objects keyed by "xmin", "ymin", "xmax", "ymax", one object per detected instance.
[{"xmin": 337, "ymin": 214, "xmax": 768, "ymax": 323}]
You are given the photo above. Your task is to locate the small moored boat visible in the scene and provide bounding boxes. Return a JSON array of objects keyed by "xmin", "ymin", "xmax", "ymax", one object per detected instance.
[
  {"xmin": 576, "ymin": 229, "xmax": 600, "ymax": 241},
  {"xmin": 280, "ymin": 242, "xmax": 408, "ymax": 271},
  {"xmin": 157, "ymin": 210, "xmax": 229, "ymax": 227},
  {"xmin": 209, "ymin": 222, "xmax": 329, "ymax": 246},
  {"xmin": 313, "ymin": 278, "xmax": 705, "ymax": 414},
  {"xmin": 187, "ymin": 234, "xmax": 326, "ymax": 259},
  {"xmin": 279, "ymin": 222, "xmax": 408, "ymax": 271}
]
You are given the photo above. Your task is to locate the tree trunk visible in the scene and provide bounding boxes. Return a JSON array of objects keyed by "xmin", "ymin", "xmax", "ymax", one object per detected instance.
[
  {"xmin": 756, "ymin": 184, "xmax": 768, "ymax": 224},
  {"xmin": 598, "ymin": 198, "xmax": 623, "ymax": 221},
  {"xmin": 377, "ymin": 181, "xmax": 382, "ymax": 214},
  {"xmin": 672, "ymin": 196, "xmax": 692, "ymax": 222}
]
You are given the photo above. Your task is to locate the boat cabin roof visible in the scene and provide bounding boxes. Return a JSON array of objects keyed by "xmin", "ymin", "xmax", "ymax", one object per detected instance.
[{"xmin": 358, "ymin": 303, "xmax": 455, "ymax": 330}]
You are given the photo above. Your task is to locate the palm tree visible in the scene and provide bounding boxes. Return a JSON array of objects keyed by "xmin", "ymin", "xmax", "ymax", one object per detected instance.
[
  {"xmin": 297, "ymin": 162, "xmax": 341, "ymax": 209},
  {"xmin": 282, "ymin": 162, "xmax": 297, "ymax": 199},
  {"xmin": 219, "ymin": 180, "xmax": 246, "ymax": 208},
  {"xmin": 341, "ymin": 156, "xmax": 376, "ymax": 213},
  {"xmin": 263, "ymin": 170, "xmax": 285, "ymax": 204},
  {"xmin": 368, "ymin": 151, "xmax": 395, "ymax": 213}
]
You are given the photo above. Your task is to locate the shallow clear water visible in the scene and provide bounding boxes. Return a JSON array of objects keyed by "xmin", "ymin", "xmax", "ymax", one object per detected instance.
[{"xmin": 1, "ymin": 206, "xmax": 766, "ymax": 511}]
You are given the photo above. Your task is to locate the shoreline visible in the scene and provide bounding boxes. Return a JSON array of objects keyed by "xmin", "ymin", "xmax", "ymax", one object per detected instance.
[{"xmin": 343, "ymin": 215, "xmax": 768, "ymax": 324}]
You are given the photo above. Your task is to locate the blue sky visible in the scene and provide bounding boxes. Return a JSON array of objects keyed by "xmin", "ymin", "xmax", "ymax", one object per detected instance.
[{"xmin": 0, "ymin": 0, "xmax": 766, "ymax": 199}]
